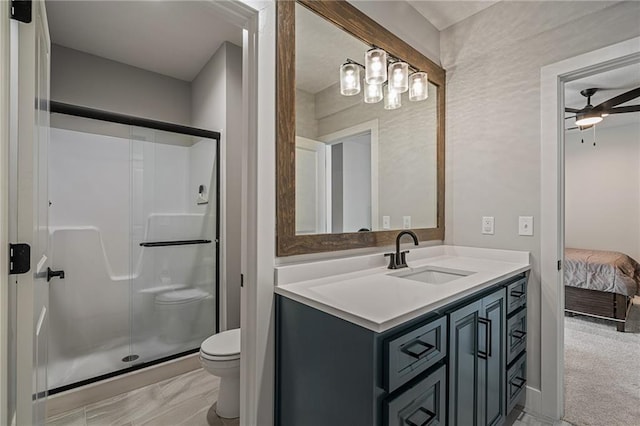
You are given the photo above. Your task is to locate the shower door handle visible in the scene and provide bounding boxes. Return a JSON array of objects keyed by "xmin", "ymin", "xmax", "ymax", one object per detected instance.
[{"xmin": 47, "ymin": 267, "xmax": 65, "ymax": 282}]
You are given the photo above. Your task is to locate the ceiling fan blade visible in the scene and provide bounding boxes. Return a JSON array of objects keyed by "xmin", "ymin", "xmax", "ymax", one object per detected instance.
[
  {"xmin": 593, "ymin": 87, "xmax": 640, "ymax": 112},
  {"xmin": 565, "ymin": 107, "xmax": 582, "ymax": 113},
  {"xmin": 564, "ymin": 115, "xmax": 576, "ymax": 120},
  {"xmin": 606, "ymin": 105, "xmax": 640, "ymax": 114},
  {"xmin": 566, "ymin": 127, "xmax": 578, "ymax": 131}
]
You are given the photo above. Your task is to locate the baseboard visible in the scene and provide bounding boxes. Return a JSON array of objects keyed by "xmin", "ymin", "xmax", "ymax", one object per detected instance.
[
  {"xmin": 46, "ymin": 353, "xmax": 201, "ymax": 418},
  {"xmin": 524, "ymin": 386, "xmax": 542, "ymax": 416},
  {"xmin": 524, "ymin": 386, "xmax": 558, "ymax": 423}
]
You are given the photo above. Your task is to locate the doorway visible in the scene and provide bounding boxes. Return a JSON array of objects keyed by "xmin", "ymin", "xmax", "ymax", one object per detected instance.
[
  {"xmin": 5, "ymin": 0, "xmax": 258, "ymax": 423},
  {"xmin": 540, "ymin": 37, "xmax": 640, "ymax": 421},
  {"xmin": 561, "ymin": 63, "xmax": 640, "ymax": 424}
]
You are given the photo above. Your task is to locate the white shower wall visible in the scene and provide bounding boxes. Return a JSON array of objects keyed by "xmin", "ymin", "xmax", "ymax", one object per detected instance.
[{"xmin": 48, "ymin": 126, "xmax": 217, "ymax": 388}]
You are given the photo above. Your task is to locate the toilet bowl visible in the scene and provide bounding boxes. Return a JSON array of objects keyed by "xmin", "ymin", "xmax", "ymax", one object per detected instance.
[
  {"xmin": 200, "ymin": 328, "xmax": 241, "ymax": 419},
  {"xmin": 154, "ymin": 287, "xmax": 210, "ymax": 343}
]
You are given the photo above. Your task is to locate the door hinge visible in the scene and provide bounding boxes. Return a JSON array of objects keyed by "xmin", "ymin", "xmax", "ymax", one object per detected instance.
[
  {"xmin": 240, "ymin": 273, "xmax": 244, "ymax": 287},
  {"xmin": 557, "ymin": 260, "xmax": 562, "ymax": 271},
  {"xmin": 10, "ymin": 0, "xmax": 32, "ymax": 23},
  {"xmin": 9, "ymin": 243, "xmax": 31, "ymax": 275}
]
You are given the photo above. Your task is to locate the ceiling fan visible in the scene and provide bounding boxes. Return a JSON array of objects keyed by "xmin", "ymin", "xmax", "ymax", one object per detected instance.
[{"xmin": 565, "ymin": 87, "xmax": 640, "ymax": 130}]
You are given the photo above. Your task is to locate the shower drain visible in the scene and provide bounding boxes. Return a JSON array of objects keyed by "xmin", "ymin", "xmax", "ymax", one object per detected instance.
[{"xmin": 122, "ymin": 355, "xmax": 140, "ymax": 363}]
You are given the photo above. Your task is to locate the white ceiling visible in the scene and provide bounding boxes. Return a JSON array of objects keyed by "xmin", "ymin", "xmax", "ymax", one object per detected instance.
[
  {"xmin": 45, "ymin": 0, "xmax": 243, "ymax": 82},
  {"xmin": 565, "ymin": 62, "xmax": 640, "ymax": 130},
  {"xmin": 295, "ymin": 3, "xmax": 370, "ymax": 94},
  {"xmin": 408, "ymin": 0, "xmax": 499, "ymax": 31}
]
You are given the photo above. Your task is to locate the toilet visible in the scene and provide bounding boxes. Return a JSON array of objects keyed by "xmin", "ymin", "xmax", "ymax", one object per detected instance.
[
  {"xmin": 200, "ymin": 328, "xmax": 241, "ymax": 419},
  {"xmin": 154, "ymin": 287, "xmax": 210, "ymax": 343}
]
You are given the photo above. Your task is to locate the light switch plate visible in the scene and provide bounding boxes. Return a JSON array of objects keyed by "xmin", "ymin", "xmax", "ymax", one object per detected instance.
[
  {"xmin": 403, "ymin": 216, "xmax": 411, "ymax": 229},
  {"xmin": 382, "ymin": 216, "xmax": 391, "ymax": 229},
  {"xmin": 519, "ymin": 216, "xmax": 534, "ymax": 236},
  {"xmin": 482, "ymin": 216, "xmax": 494, "ymax": 235}
]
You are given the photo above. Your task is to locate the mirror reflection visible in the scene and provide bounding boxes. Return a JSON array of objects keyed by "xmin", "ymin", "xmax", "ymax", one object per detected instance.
[{"xmin": 295, "ymin": 3, "xmax": 438, "ymax": 235}]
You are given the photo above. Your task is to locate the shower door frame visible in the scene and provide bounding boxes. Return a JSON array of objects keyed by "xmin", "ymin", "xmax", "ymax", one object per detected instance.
[{"xmin": 48, "ymin": 100, "xmax": 222, "ymax": 393}]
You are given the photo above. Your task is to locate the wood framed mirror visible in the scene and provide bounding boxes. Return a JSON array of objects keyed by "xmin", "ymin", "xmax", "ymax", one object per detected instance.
[{"xmin": 277, "ymin": 0, "xmax": 446, "ymax": 256}]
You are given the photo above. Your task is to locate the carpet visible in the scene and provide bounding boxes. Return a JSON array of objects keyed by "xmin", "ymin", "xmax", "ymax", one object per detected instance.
[{"xmin": 563, "ymin": 298, "xmax": 640, "ymax": 425}]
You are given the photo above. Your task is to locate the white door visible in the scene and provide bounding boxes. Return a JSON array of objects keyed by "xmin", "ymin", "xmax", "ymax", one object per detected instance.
[
  {"xmin": 12, "ymin": 1, "xmax": 51, "ymax": 424},
  {"xmin": 295, "ymin": 136, "xmax": 327, "ymax": 234}
]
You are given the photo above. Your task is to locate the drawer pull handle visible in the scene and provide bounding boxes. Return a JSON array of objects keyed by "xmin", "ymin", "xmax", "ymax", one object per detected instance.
[
  {"xmin": 510, "ymin": 290, "xmax": 525, "ymax": 298},
  {"xmin": 478, "ymin": 317, "xmax": 492, "ymax": 360},
  {"xmin": 401, "ymin": 340, "xmax": 435, "ymax": 359},
  {"xmin": 510, "ymin": 377, "xmax": 526, "ymax": 389},
  {"xmin": 512, "ymin": 330, "xmax": 526, "ymax": 340},
  {"xmin": 405, "ymin": 407, "xmax": 436, "ymax": 426}
]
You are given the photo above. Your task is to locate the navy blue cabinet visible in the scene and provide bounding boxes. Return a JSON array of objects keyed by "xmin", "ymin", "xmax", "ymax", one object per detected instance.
[
  {"xmin": 448, "ymin": 288, "xmax": 506, "ymax": 426},
  {"xmin": 275, "ymin": 274, "xmax": 526, "ymax": 426}
]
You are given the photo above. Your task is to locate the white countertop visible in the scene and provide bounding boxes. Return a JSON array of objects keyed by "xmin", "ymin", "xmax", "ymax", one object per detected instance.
[{"xmin": 275, "ymin": 245, "xmax": 530, "ymax": 332}]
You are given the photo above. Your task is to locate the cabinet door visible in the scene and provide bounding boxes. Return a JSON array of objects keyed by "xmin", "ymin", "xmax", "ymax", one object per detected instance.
[
  {"xmin": 479, "ymin": 290, "xmax": 506, "ymax": 426},
  {"xmin": 448, "ymin": 300, "xmax": 482, "ymax": 426}
]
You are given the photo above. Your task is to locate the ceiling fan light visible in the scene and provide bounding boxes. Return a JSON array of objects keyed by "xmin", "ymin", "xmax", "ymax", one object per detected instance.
[
  {"xmin": 340, "ymin": 62, "xmax": 361, "ymax": 96},
  {"xmin": 575, "ymin": 115, "xmax": 603, "ymax": 126}
]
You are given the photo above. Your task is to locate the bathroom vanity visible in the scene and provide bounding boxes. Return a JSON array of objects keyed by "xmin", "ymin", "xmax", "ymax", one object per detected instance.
[{"xmin": 275, "ymin": 246, "xmax": 530, "ymax": 426}]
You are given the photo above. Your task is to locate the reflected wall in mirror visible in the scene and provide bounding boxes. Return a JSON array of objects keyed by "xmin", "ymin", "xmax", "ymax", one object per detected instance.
[
  {"xmin": 295, "ymin": 2, "xmax": 438, "ymax": 235},
  {"xmin": 277, "ymin": 0, "xmax": 445, "ymax": 255}
]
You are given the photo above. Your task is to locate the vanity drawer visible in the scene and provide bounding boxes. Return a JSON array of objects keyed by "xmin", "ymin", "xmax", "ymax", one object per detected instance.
[
  {"xmin": 507, "ymin": 308, "xmax": 527, "ymax": 365},
  {"xmin": 506, "ymin": 278, "xmax": 527, "ymax": 315},
  {"xmin": 384, "ymin": 364, "xmax": 446, "ymax": 426},
  {"xmin": 507, "ymin": 351, "xmax": 527, "ymax": 413},
  {"xmin": 385, "ymin": 316, "xmax": 447, "ymax": 393}
]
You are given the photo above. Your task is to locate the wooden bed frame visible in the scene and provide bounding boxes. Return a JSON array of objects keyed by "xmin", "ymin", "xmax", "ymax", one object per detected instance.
[{"xmin": 565, "ymin": 286, "xmax": 633, "ymax": 332}]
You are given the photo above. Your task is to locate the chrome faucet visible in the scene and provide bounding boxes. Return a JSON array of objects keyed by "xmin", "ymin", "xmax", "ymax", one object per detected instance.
[{"xmin": 385, "ymin": 230, "xmax": 419, "ymax": 269}]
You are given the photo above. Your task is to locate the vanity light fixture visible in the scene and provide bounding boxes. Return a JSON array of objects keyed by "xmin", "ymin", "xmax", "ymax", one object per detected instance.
[
  {"xmin": 364, "ymin": 81, "xmax": 383, "ymax": 103},
  {"xmin": 388, "ymin": 61, "xmax": 409, "ymax": 93},
  {"xmin": 340, "ymin": 60, "xmax": 362, "ymax": 96},
  {"xmin": 384, "ymin": 84, "xmax": 401, "ymax": 110},
  {"xmin": 341, "ymin": 49, "xmax": 430, "ymax": 108},
  {"xmin": 408, "ymin": 71, "xmax": 428, "ymax": 102},
  {"xmin": 365, "ymin": 48, "xmax": 387, "ymax": 84}
]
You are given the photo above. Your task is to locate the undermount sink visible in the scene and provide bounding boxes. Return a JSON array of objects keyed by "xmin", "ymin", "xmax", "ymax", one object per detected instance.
[{"xmin": 390, "ymin": 265, "xmax": 475, "ymax": 284}]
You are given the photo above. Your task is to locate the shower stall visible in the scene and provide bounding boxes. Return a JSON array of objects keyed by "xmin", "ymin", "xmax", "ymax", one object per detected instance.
[{"xmin": 47, "ymin": 102, "xmax": 220, "ymax": 392}]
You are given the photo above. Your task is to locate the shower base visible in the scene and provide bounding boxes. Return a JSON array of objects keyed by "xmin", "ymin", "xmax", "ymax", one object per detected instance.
[{"xmin": 48, "ymin": 335, "xmax": 206, "ymax": 392}]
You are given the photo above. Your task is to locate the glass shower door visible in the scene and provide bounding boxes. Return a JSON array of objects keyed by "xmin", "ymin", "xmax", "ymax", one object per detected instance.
[
  {"xmin": 128, "ymin": 126, "xmax": 218, "ymax": 364},
  {"xmin": 47, "ymin": 109, "xmax": 219, "ymax": 392}
]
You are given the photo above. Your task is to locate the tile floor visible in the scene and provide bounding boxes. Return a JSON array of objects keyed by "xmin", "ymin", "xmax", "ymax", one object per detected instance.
[
  {"xmin": 46, "ymin": 368, "xmax": 237, "ymax": 426},
  {"xmin": 47, "ymin": 367, "xmax": 570, "ymax": 426}
]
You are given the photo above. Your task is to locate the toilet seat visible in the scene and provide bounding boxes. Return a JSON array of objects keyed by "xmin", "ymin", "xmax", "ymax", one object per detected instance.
[
  {"xmin": 200, "ymin": 329, "xmax": 240, "ymax": 361},
  {"xmin": 155, "ymin": 288, "xmax": 209, "ymax": 305}
]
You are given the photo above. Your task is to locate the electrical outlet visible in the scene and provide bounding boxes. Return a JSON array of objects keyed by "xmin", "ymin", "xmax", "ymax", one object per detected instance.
[
  {"xmin": 382, "ymin": 216, "xmax": 391, "ymax": 229},
  {"xmin": 519, "ymin": 216, "xmax": 534, "ymax": 236},
  {"xmin": 403, "ymin": 216, "xmax": 411, "ymax": 229},
  {"xmin": 482, "ymin": 216, "xmax": 494, "ymax": 235}
]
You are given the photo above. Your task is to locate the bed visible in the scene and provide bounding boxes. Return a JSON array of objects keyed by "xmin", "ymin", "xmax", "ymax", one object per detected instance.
[{"xmin": 564, "ymin": 248, "xmax": 640, "ymax": 332}]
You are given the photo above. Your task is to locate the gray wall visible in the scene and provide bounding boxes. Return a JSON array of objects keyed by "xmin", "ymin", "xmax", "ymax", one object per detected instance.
[
  {"xmin": 440, "ymin": 0, "xmax": 640, "ymax": 392},
  {"xmin": 565, "ymin": 123, "xmax": 640, "ymax": 261},
  {"xmin": 51, "ymin": 45, "xmax": 191, "ymax": 125},
  {"xmin": 316, "ymin": 83, "xmax": 438, "ymax": 230},
  {"xmin": 348, "ymin": 0, "xmax": 441, "ymax": 65},
  {"xmin": 192, "ymin": 42, "xmax": 243, "ymax": 330}
]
